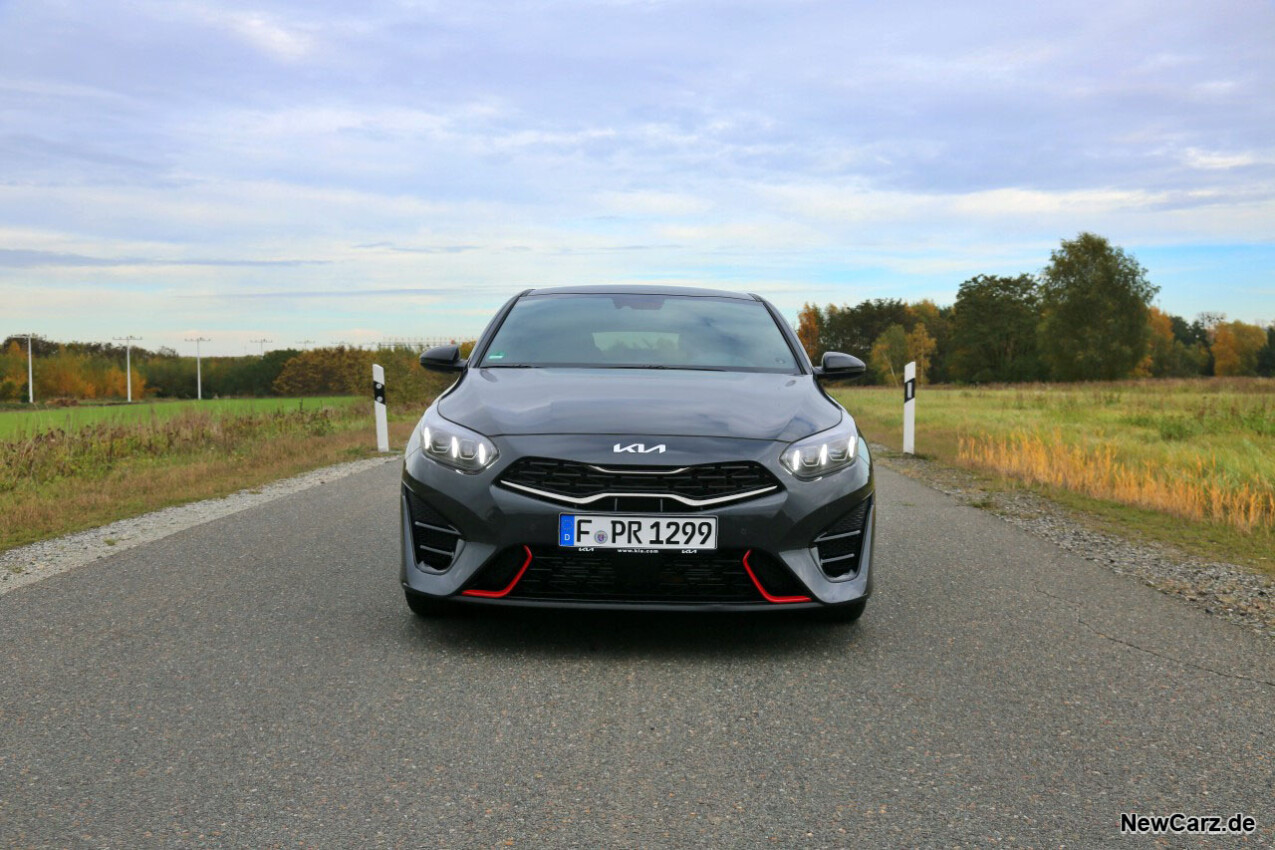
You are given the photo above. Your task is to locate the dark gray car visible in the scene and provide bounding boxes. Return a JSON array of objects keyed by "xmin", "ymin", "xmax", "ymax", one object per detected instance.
[{"xmin": 400, "ymin": 285, "xmax": 875, "ymax": 620}]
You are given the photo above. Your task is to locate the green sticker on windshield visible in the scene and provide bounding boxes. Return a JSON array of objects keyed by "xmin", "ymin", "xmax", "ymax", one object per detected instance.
[{"xmin": 489, "ymin": 352, "xmax": 505, "ymax": 360}]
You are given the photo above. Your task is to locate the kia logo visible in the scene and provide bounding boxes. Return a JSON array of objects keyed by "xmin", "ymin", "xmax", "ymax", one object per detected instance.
[{"xmin": 613, "ymin": 443, "xmax": 666, "ymax": 454}]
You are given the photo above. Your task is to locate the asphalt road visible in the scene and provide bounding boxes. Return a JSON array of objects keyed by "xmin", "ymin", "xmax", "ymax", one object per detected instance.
[{"xmin": 2, "ymin": 463, "xmax": 1272, "ymax": 849}]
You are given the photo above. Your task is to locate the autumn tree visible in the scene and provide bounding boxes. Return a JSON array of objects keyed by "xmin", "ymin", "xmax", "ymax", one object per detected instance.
[
  {"xmin": 870, "ymin": 322, "xmax": 936, "ymax": 385},
  {"xmin": 1, "ymin": 335, "xmax": 56, "ymax": 357},
  {"xmin": 795, "ymin": 303, "xmax": 823, "ymax": 363},
  {"xmin": 272, "ymin": 345, "xmax": 456, "ymax": 406},
  {"xmin": 1038, "ymin": 233, "xmax": 1159, "ymax": 381},
  {"xmin": 0, "ymin": 340, "xmax": 27, "ymax": 400},
  {"xmin": 906, "ymin": 324, "xmax": 938, "ymax": 383},
  {"xmin": 907, "ymin": 300, "xmax": 952, "ymax": 382},
  {"xmin": 273, "ymin": 347, "xmax": 371, "ymax": 396},
  {"xmin": 869, "ymin": 325, "xmax": 909, "ymax": 385},
  {"xmin": 1141, "ymin": 307, "xmax": 1207, "ymax": 377},
  {"xmin": 1211, "ymin": 320, "xmax": 1268, "ymax": 376}
]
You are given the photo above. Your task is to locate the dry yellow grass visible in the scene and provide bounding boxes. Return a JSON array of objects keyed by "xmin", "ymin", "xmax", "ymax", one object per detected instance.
[
  {"xmin": 831, "ymin": 378, "xmax": 1275, "ymax": 572},
  {"xmin": 958, "ymin": 430, "xmax": 1275, "ymax": 532}
]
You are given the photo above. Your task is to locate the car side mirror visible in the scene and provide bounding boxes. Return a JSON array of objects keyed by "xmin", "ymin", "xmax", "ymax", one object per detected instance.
[
  {"xmin": 815, "ymin": 351, "xmax": 866, "ymax": 380},
  {"xmin": 420, "ymin": 344, "xmax": 466, "ymax": 373}
]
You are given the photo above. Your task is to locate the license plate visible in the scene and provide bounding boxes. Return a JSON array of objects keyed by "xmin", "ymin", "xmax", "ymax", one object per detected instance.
[{"xmin": 559, "ymin": 514, "xmax": 718, "ymax": 550}]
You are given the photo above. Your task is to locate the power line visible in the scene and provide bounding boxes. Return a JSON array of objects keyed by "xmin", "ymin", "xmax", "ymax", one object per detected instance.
[{"xmin": 248, "ymin": 338, "xmax": 272, "ymax": 357}]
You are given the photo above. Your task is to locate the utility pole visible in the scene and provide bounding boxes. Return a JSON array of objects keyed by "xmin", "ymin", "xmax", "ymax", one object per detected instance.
[
  {"xmin": 185, "ymin": 336, "xmax": 211, "ymax": 400},
  {"xmin": 20, "ymin": 332, "xmax": 37, "ymax": 404},
  {"xmin": 249, "ymin": 338, "xmax": 272, "ymax": 357},
  {"xmin": 113, "ymin": 335, "xmax": 143, "ymax": 402},
  {"xmin": 296, "ymin": 339, "xmax": 315, "ymax": 350}
]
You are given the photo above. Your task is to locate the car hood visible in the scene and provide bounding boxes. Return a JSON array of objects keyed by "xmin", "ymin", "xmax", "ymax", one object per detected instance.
[{"xmin": 437, "ymin": 368, "xmax": 842, "ymax": 442}]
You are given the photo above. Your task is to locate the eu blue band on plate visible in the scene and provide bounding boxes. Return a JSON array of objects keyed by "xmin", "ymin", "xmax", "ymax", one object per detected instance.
[{"xmin": 559, "ymin": 515, "xmax": 575, "ymax": 545}]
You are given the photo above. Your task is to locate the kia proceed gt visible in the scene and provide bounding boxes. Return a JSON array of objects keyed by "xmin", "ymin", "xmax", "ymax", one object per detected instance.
[{"xmin": 399, "ymin": 285, "xmax": 875, "ymax": 619}]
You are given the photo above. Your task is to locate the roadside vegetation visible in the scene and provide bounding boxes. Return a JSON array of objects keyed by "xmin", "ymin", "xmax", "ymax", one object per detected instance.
[
  {"xmin": 0, "ymin": 398, "xmax": 424, "ymax": 554},
  {"xmin": 0, "ymin": 396, "xmax": 356, "ymax": 438},
  {"xmin": 0, "ymin": 342, "xmax": 460, "ymax": 555},
  {"xmin": 833, "ymin": 378, "xmax": 1275, "ymax": 574}
]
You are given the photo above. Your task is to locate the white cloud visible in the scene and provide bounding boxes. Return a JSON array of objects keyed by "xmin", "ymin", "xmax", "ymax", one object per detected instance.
[
  {"xmin": 228, "ymin": 12, "xmax": 313, "ymax": 60},
  {"xmin": 594, "ymin": 190, "xmax": 713, "ymax": 217},
  {"xmin": 1181, "ymin": 148, "xmax": 1259, "ymax": 170}
]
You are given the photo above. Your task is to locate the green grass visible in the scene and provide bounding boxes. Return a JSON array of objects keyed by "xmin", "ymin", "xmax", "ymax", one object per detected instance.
[
  {"xmin": 831, "ymin": 377, "xmax": 1275, "ymax": 574},
  {"xmin": 0, "ymin": 398, "xmax": 417, "ymax": 554},
  {"xmin": 0, "ymin": 396, "xmax": 362, "ymax": 438}
]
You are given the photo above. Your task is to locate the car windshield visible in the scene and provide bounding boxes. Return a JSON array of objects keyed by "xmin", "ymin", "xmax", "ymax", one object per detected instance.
[{"xmin": 479, "ymin": 293, "xmax": 802, "ymax": 373}]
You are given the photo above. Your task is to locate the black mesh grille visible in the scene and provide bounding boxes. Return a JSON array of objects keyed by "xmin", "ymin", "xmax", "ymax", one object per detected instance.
[
  {"xmin": 462, "ymin": 547, "xmax": 527, "ymax": 594},
  {"xmin": 746, "ymin": 550, "xmax": 809, "ymax": 598},
  {"xmin": 498, "ymin": 458, "xmax": 780, "ymax": 509},
  {"xmin": 404, "ymin": 488, "xmax": 463, "ymax": 571},
  {"xmin": 812, "ymin": 497, "xmax": 871, "ymax": 578},
  {"xmin": 499, "ymin": 547, "xmax": 799, "ymax": 604}
]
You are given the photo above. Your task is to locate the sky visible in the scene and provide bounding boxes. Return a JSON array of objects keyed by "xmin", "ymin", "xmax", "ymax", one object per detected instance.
[{"xmin": 1, "ymin": 0, "xmax": 1272, "ymax": 356}]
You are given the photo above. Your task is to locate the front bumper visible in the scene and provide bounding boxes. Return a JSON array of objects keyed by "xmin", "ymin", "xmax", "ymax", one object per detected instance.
[{"xmin": 399, "ymin": 432, "xmax": 875, "ymax": 611}]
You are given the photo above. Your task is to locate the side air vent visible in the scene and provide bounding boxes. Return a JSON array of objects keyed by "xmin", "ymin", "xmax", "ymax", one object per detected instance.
[
  {"xmin": 812, "ymin": 497, "xmax": 871, "ymax": 579},
  {"xmin": 404, "ymin": 487, "xmax": 463, "ymax": 570}
]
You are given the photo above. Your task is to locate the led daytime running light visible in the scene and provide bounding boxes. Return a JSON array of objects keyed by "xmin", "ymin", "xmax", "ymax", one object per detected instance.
[{"xmin": 420, "ymin": 411, "xmax": 498, "ymax": 473}]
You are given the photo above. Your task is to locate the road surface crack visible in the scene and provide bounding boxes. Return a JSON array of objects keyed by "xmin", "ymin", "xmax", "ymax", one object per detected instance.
[{"xmin": 1036, "ymin": 588, "xmax": 1275, "ymax": 689}]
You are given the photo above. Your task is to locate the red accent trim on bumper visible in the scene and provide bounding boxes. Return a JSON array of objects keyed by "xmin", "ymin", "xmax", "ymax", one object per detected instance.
[
  {"xmin": 462, "ymin": 545, "xmax": 533, "ymax": 598},
  {"xmin": 742, "ymin": 549, "xmax": 812, "ymax": 604}
]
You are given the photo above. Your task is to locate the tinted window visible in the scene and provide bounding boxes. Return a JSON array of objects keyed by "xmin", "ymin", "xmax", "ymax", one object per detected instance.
[{"xmin": 480, "ymin": 294, "xmax": 800, "ymax": 373}]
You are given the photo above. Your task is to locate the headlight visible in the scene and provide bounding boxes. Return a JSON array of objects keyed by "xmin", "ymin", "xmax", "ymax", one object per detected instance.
[
  {"xmin": 781, "ymin": 417, "xmax": 858, "ymax": 479},
  {"xmin": 420, "ymin": 407, "xmax": 498, "ymax": 473}
]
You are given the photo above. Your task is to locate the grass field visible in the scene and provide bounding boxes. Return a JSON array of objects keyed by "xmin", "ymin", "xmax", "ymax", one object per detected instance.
[
  {"xmin": 0, "ymin": 396, "xmax": 361, "ymax": 437},
  {"xmin": 1, "ymin": 397, "xmax": 419, "ymax": 555},
  {"xmin": 831, "ymin": 378, "xmax": 1275, "ymax": 572}
]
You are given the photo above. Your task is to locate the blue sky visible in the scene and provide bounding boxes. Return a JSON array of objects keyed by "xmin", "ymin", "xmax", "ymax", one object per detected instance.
[{"xmin": 1, "ymin": 0, "xmax": 1272, "ymax": 355}]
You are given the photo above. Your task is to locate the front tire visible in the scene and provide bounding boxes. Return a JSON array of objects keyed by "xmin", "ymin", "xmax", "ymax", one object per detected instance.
[{"xmin": 405, "ymin": 590, "xmax": 456, "ymax": 618}]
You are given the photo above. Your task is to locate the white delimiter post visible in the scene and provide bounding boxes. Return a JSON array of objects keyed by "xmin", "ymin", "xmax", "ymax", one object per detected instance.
[
  {"xmin": 903, "ymin": 360, "xmax": 917, "ymax": 455},
  {"xmin": 26, "ymin": 333, "xmax": 34, "ymax": 404},
  {"xmin": 372, "ymin": 363, "xmax": 389, "ymax": 453}
]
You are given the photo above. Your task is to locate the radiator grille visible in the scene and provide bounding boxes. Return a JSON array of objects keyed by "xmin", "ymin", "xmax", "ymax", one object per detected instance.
[{"xmin": 498, "ymin": 457, "xmax": 780, "ymax": 509}]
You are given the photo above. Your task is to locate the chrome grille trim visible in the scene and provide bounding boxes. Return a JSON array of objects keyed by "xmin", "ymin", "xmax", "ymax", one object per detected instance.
[{"xmin": 500, "ymin": 480, "xmax": 779, "ymax": 508}]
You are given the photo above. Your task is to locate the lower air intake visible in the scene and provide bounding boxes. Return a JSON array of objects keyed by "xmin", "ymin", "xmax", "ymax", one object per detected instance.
[
  {"xmin": 404, "ymin": 487, "xmax": 463, "ymax": 570},
  {"xmin": 813, "ymin": 496, "xmax": 871, "ymax": 578},
  {"xmin": 474, "ymin": 547, "xmax": 807, "ymax": 604}
]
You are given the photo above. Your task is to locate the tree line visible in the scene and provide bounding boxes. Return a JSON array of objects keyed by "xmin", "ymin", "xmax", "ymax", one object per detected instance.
[
  {"xmin": 5, "ymin": 232, "xmax": 1271, "ymax": 401},
  {"xmin": 797, "ymin": 232, "xmax": 1275, "ymax": 384},
  {"xmin": 0, "ymin": 341, "xmax": 460, "ymax": 404}
]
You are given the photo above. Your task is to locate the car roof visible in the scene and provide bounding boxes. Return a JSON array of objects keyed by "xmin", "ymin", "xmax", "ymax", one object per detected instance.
[{"xmin": 523, "ymin": 284, "xmax": 757, "ymax": 300}]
